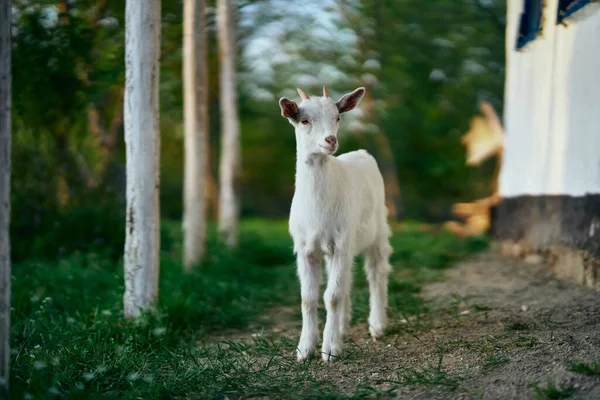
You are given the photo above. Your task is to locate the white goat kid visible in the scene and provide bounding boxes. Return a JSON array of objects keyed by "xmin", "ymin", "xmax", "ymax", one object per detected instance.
[{"xmin": 279, "ymin": 86, "xmax": 393, "ymax": 362}]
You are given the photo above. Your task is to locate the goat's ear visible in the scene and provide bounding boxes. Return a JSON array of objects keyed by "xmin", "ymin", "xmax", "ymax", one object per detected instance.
[
  {"xmin": 336, "ymin": 87, "xmax": 366, "ymax": 114},
  {"xmin": 279, "ymin": 97, "xmax": 299, "ymax": 121}
]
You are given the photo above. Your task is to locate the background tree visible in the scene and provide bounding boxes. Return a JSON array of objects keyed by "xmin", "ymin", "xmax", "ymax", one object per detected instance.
[
  {"xmin": 123, "ymin": 0, "xmax": 162, "ymax": 318},
  {"xmin": 6, "ymin": 0, "xmax": 506, "ymax": 264},
  {"xmin": 333, "ymin": 0, "xmax": 506, "ymax": 220},
  {"xmin": 217, "ymin": 0, "xmax": 241, "ymax": 247},
  {"xmin": 335, "ymin": 0, "xmax": 403, "ymax": 219},
  {"xmin": 0, "ymin": 0, "xmax": 11, "ymax": 394},
  {"xmin": 183, "ymin": 0, "xmax": 209, "ymax": 269}
]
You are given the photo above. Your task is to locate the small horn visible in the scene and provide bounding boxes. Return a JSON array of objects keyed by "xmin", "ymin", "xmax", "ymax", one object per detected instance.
[
  {"xmin": 323, "ymin": 85, "xmax": 329, "ymax": 98},
  {"xmin": 297, "ymin": 88, "xmax": 310, "ymax": 100}
]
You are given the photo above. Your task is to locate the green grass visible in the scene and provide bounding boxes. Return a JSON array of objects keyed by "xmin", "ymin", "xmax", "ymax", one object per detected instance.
[
  {"xmin": 505, "ymin": 322, "xmax": 531, "ymax": 331},
  {"xmin": 395, "ymin": 366, "xmax": 459, "ymax": 389},
  {"xmin": 10, "ymin": 219, "xmax": 487, "ymax": 399},
  {"xmin": 389, "ymin": 349, "xmax": 460, "ymax": 390},
  {"xmin": 530, "ymin": 381, "xmax": 575, "ymax": 400},
  {"xmin": 568, "ymin": 360, "xmax": 600, "ymax": 376},
  {"xmin": 483, "ymin": 351, "xmax": 509, "ymax": 370}
]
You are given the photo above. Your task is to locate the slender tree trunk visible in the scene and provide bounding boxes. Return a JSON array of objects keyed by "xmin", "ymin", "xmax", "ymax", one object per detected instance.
[
  {"xmin": 373, "ymin": 132, "xmax": 402, "ymax": 220},
  {"xmin": 183, "ymin": 0, "xmax": 209, "ymax": 269},
  {"xmin": 205, "ymin": 168, "xmax": 218, "ymax": 218},
  {"xmin": 217, "ymin": 0, "xmax": 240, "ymax": 247},
  {"xmin": 123, "ymin": 0, "xmax": 161, "ymax": 319},
  {"xmin": 0, "ymin": 0, "xmax": 11, "ymax": 394}
]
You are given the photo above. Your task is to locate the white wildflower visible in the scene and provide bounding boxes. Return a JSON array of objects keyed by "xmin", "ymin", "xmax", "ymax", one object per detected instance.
[
  {"xmin": 83, "ymin": 372, "xmax": 95, "ymax": 381},
  {"xmin": 33, "ymin": 361, "xmax": 47, "ymax": 370},
  {"xmin": 128, "ymin": 372, "xmax": 140, "ymax": 381},
  {"xmin": 152, "ymin": 327, "xmax": 166, "ymax": 337}
]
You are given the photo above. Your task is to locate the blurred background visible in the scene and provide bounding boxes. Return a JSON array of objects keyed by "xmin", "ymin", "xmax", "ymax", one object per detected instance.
[
  {"xmin": 10, "ymin": 0, "xmax": 505, "ymax": 262},
  {"xmin": 5, "ymin": 1, "xmax": 511, "ymax": 396}
]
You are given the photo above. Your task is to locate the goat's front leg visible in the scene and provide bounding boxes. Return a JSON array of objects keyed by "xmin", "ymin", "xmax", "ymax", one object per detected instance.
[
  {"xmin": 296, "ymin": 253, "xmax": 322, "ymax": 361},
  {"xmin": 322, "ymin": 252, "xmax": 352, "ymax": 362},
  {"xmin": 339, "ymin": 273, "xmax": 352, "ymax": 339}
]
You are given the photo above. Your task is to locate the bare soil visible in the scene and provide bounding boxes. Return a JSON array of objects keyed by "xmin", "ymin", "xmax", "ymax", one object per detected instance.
[
  {"xmin": 214, "ymin": 251, "xmax": 600, "ymax": 399},
  {"xmin": 411, "ymin": 251, "xmax": 600, "ymax": 399}
]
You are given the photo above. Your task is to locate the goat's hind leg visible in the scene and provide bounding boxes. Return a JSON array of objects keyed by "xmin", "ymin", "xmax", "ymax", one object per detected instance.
[
  {"xmin": 296, "ymin": 253, "xmax": 322, "ymax": 361},
  {"xmin": 364, "ymin": 240, "xmax": 392, "ymax": 339}
]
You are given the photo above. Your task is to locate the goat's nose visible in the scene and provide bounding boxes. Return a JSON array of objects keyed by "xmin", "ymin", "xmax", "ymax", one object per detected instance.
[{"xmin": 325, "ymin": 136, "xmax": 337, "ymax": 145}]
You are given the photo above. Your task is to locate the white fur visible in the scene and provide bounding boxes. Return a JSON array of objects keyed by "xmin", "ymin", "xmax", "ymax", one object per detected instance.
[{"xmin": 279, "ymin": 87, "xmax": 393, "ymax": 362}]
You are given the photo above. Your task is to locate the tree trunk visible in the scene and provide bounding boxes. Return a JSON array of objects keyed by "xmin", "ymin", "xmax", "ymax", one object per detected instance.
[
  {"xmin": 216, "ymin": 0, "xmax": 240, "ymax": 248},
  {"xmin": 183, "ymin": 0, "xmax": 209, "ymax": 269},
  {"xmin": 205, "ymin": 167, "xmax": 219, "ymax": 219},
  {"xmin": 374, "ymin": 133, "xmax": 403, "ymax": 220},
  {"xmin": 0, "ymin": 0, "xmax": 11, "ymax": 394},
  {"xmin": 123, "ymin": 0, "xmax": 161, "ymax": 319}
]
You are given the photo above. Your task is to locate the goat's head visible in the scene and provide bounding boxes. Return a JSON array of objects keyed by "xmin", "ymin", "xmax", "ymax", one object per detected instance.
[{"xmin": 279, "ymin": 86, "xmax": 366, "ymax": 156}]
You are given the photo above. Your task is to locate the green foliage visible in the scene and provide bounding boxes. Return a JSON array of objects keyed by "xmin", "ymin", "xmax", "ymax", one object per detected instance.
[
  {"xmin": 12, "ymin": 9, "xmax": 90, "ymax": 131},
  {"xmin": 11, "ymin": 203, "xmax": 125, "ymax": 263},
  {"xmin": 383, "ymin": 341, "xmax": 461, "ymax": 390},
  {"xmin": 504, "ymin": 322, "xmax": 531, "ymax": 331},
  {"xmin": 10, "ymin": 221, "xmax": 297, "ymax": 398},
  {"xmin": 10, "ymin": 219, "xmax": 488, "ymax": 399},
  {"xmin": 568, "ymin": 360, "xmax": 600, "ymax": 376},
  {"xmin": 393, "ymin": 365, "xmax": 459, "ymax": 389},
  {"xmin": 530, "ymin": 381, "xmax": 575, "ymax": 400},
  {"xmin": 483, "ymin": 351, "xmax": 509, "ymax": 370},
  {"xmin": 349, "ymin": 0, "xmax": 506, "ymax": 219},
  {"xmin": 389, "ymin": 225, "xmax": 488, "ymax": 269},
  {"xmin": 10, "ymin": 0, "xmax": 507, "ymax": 228},
  {"xmin": 10, "ymin": 178, "xmax": 127, "ymax": 262}
]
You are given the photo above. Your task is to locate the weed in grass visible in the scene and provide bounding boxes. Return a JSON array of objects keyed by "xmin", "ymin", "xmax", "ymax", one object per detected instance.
[
  {"xmin": 384, "ymin": 322, "xmax": 408, "ymax": 336},
  {"xmin": 505, "ymin": 322, "xmax": 531, "ymax": 331},
  {"xmin": 390, "ymin": 365, "xmax": 459, "ymax": 389},
  {"xmin": 472, "ymin": 304, "xmax": 492, "ymax": 312},
  {"xmin": 506, "ymin": 335, "xmax": 538, "ymax": 349},
  {"xmin": 472, "ymin": 388, "xmax": 486, "ymax": 399},
  {"xmin": 435, "ymin": 336, "xmax": 473, "ymax": 354},
  {"xmin": 384, "ymin": 344, "xmax": 460, "ymax": 390},
  {"xmin": 483, "ymin": 351, "xmax": 509, "ymax": 370},
  {"xmin": 336, "ymin": 339, "xmax": 367, "ymax": 363},
  {"xmin": 530, "ymin": 381, "xmax": 575, "ymax": 400},
  {"xmin": 568, "ymin": 360, "xmax": 600, "ymax": 376}
]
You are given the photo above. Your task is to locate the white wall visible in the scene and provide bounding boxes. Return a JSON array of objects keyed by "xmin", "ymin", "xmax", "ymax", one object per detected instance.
[{"xmin": 500, "ymin": 0, "xmax": 600, "ymax": 197}]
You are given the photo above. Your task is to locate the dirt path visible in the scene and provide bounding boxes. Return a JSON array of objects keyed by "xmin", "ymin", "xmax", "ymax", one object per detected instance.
[
  {"xmin": 212, "ymin": 251, "xmax": 600, "ymax": 399},
  {"xmin": 412, "ymin": 251, "xmax": 600, "ymax": 399},
  {"xmin": 324, "ymin": 251, "xmax": 600, "ymax": 399}
]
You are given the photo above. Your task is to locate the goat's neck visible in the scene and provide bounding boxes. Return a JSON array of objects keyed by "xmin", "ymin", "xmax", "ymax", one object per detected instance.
[{"xmin": 294, "ymin": 148, "xmax": 335, "ymax": 195}]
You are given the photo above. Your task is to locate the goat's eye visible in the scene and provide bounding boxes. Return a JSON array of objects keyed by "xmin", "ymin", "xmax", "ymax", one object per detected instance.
[
  {"xmin": 336, "ymin": 116, "xmax": 341, "ymax": 122},
  {"xmin": 301, "ymin": 119, "xmax": 309, "ymax": 125}
]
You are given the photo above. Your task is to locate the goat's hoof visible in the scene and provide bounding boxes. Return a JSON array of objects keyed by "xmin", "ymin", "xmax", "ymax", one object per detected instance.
[
  {"xmin": 369, "ymin": 323, "xmax": 386, "ymax": 340},
  {"xmin": 296, "ymin": 337, "xmax": 318, "ymax": 362},
  {"xmin": 321, "ymin": 342, "xmax": 342, "ymax": 363},
  {"xmin": 321, "ymin": 350, "xmax": 342, "ymax": 363},
  {"xmin": 296, "ymin": 348, "xmax": 315, "ymax": 362}
]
